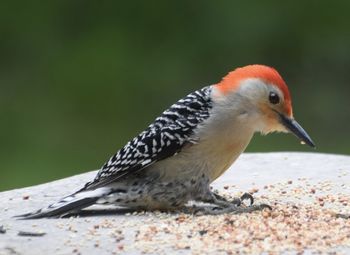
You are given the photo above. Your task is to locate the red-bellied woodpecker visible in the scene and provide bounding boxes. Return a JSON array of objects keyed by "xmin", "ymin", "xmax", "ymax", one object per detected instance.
[{"xmin": 17, "ymin": 64, "xmax": 315, "ymax": 219}]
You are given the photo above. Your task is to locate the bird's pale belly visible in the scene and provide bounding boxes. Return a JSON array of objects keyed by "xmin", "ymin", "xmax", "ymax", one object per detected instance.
[
  {"xmin": 184, "ymin": 136, "xmax": 251, "ymax": 182},
  {"xmin": 146, "ymin": 136, "xmax": 250, "ymax": 183}
]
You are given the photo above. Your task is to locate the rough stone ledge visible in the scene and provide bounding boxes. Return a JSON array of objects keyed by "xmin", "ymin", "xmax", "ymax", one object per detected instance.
[{"xmin": 0, "ymin": 152, "xmax": 349, "ymax": 254}]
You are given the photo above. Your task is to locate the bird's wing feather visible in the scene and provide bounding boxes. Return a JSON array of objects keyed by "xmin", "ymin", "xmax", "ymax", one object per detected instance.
[{"xmin": 80, "ymin": 86, "xmax": 213, "ymax": 191}]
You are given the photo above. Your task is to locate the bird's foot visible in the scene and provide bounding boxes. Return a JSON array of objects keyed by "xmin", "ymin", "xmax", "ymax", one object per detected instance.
[
  {"xmin": 191, "ymin": 190, "xmax": 269, "ymax": 215},
  {"xmin": 195, "ymin": 203, "xmax": 272, "ymax": 216},
  {"xmin": 213, "ymin": 192, "xmax": 254, "ymax": 207}
]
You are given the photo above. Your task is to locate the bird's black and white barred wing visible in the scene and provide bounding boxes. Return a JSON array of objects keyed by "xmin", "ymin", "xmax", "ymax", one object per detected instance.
[{"xmin": 81, "ymin": 86, "xmax": 213, "ymax": 191}]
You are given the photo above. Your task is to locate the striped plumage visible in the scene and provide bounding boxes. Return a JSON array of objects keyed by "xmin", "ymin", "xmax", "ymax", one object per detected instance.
[{"xmin": 81, "ymin": 86, "xmax": 213, "ymax": 191}]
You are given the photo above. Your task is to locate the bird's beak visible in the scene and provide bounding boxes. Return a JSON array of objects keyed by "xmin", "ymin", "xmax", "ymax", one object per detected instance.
[{"xmin": 278, "ymin": 113, "xmax": 315, "ymax": 148}]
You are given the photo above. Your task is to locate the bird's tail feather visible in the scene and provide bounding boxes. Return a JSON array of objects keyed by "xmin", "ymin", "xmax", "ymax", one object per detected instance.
[{"xmin": 15, "ymin": 188, "xmax": 110, "ymax": 219}]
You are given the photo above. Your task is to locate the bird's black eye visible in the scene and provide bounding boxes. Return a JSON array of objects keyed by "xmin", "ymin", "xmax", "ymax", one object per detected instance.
[{"xmin": 269, "ymin": 92, "xmax": 280, "ymax": 104}]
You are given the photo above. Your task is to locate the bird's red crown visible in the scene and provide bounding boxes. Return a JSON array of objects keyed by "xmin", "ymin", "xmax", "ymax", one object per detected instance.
[{"xmin": 215, "ymin": 65, "xmax": 292, "ymax": 116}]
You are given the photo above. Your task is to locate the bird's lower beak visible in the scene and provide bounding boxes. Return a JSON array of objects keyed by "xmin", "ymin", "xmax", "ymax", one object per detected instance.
[{"xmin": 278, "ymin": 113, "xmax": 315, "ymax": 148}]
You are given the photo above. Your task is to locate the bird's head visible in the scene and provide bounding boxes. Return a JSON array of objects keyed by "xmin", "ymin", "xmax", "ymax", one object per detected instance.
[{"xmin": 213, "ymin": 64, "xmax": 315, "ymax": 147}]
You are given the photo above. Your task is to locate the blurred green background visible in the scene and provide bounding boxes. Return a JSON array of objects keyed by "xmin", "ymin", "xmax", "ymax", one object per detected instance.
[{"xmin": 1, "ymin": 1, "xmax": 349, "ymax": 191}]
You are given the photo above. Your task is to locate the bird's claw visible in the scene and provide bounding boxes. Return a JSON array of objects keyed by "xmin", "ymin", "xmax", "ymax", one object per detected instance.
[
  {"xmin": 240, "ymin": 192, "xmax": 254, "ymax": 206},
  {"xmin": 212, "ymin": 191, "xmax": 254, "ymax": 207},
  {"xmin": 233, "ymin": 203, "xmax": 273, "ymax": 214},
  {"xmin": 206, "ymin": 191, "xmax": 272, "ymax": 215},
  {"xmin": 258, "ymin": 203, "xmax": 272, "ymax": 210},
  {"xmin": 335, "ymin": 213, "xmax": 350, "ymax": 219}
]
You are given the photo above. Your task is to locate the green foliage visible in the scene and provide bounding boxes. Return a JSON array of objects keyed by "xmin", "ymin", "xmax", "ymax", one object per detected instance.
[{"xmin": 1, "ymin": 1, "xmax": 349, "ymax": 190}]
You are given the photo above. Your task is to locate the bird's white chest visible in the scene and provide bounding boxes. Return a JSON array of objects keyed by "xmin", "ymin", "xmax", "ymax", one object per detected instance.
[
  {"xmin": 149, "ymin": 116, "xmax": 254, "ymax": 183},
  {"xmin": 192, "ymin": 127, "xmax": 253, "ymax": 181}
]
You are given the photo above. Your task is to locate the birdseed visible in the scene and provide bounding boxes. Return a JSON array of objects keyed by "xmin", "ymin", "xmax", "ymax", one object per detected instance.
[{"xmin": 53, "ymin": 178, "xmax": 350, "ymax": 254}]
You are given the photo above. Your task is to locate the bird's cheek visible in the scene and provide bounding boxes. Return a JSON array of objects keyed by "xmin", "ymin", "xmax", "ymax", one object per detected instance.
[
  {"xmin": 274, "ymin": 123, "xmax": 289, "ymax": 133},
  {"xmin": 261, "ymin": 116, "xmax": 286, "ymax": 134}
]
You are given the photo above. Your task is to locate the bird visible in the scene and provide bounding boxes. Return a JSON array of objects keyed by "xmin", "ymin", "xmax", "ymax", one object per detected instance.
[{"xmin": 17, "ymin": 64, "xmax": 315, "ymax": 219}]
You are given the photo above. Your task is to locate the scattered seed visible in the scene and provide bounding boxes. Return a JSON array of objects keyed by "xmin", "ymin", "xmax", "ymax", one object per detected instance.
[{"xmin": 12, "ymin": 178, "xmax": 348, "ymax": 254}]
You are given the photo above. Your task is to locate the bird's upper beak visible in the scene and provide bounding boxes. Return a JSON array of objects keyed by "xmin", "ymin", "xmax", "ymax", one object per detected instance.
[{"xmin": 278, "ymin": 113, "xmax": 315, "ymax": 148}]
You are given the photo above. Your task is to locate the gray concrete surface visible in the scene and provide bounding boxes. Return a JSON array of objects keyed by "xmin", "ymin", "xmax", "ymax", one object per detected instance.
[{"xmin": 0, "ymin": 152, "xmax": 349, "ymax": 254}]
